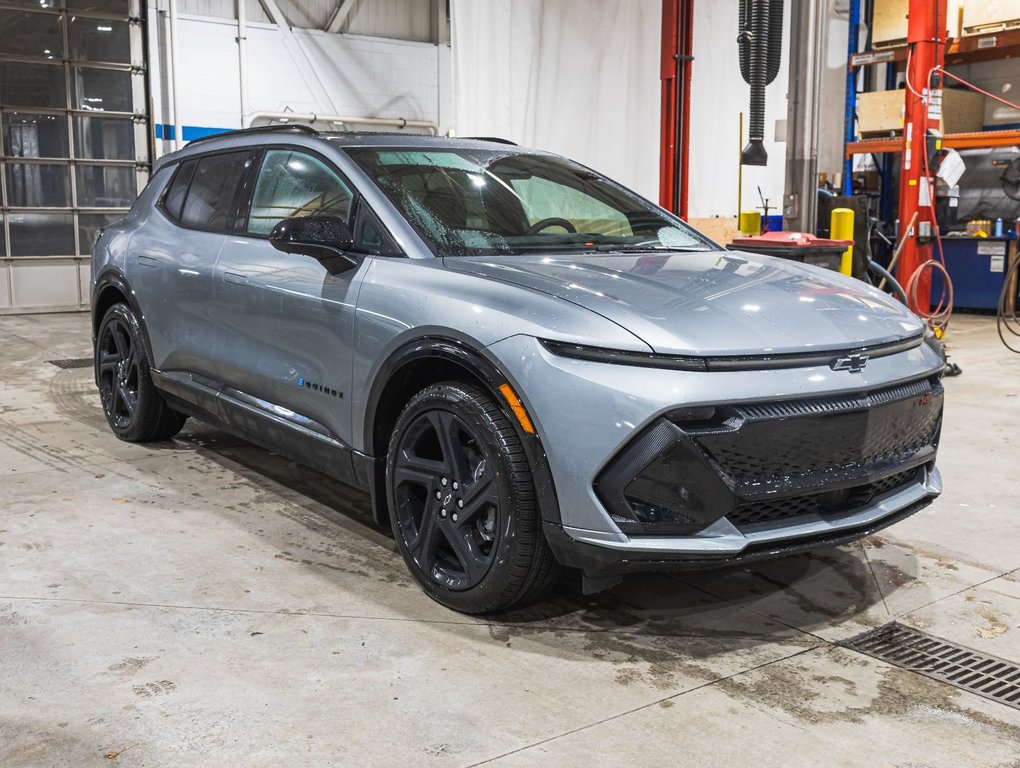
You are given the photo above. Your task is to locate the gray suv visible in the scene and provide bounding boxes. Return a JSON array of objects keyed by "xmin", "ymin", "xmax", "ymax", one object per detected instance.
[{"xmin": 91, "ymin": 127, "xmax": 945, "ymax": 613}]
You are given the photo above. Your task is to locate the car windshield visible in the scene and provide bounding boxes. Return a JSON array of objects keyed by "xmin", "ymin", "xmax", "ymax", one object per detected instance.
[{"xmin": 345, "ymin": 147, "xmax": 716, "ymax": 257}]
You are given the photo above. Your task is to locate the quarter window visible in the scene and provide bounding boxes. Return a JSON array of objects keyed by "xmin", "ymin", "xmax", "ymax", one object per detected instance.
[
  {"xmin": 247, "ymin": 150, "xmax": 354, "ymax": 236},
  {"xmin": 180, "ymin": 151, "xmax": 253, "ymax": 231},
  {"xmin": 162, "ymin": 159, "xmax": 196, "ymax": 221},
  {"xmin": 352, "ymin": 202, "xmax": 400, "ymax": 256}
]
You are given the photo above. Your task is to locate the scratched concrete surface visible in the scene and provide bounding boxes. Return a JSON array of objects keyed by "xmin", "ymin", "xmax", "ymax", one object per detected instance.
[{"xmin": 1, "ymin": 312, "xmax": 1018, "ymax": 767}]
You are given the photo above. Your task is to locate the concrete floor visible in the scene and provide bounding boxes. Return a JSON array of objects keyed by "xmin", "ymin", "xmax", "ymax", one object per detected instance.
[{"xmin": 1, "ymin": 312, "xmax": 1019, "ymax": 767}]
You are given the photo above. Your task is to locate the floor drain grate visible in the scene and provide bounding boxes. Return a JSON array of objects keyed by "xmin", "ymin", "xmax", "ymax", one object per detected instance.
[
  {"xmin": 841, "ymin": 622, "xmax": 1020, "ymax": 710},
  {"xmin": 47, "ymin": 357, "xmax": 93, "ymax": 369}
]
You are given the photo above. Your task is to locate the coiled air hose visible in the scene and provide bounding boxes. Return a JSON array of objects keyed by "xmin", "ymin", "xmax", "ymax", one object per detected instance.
[{"xmin": 997, "ymin": 253, "xmax": 1020, "ymax": 354}]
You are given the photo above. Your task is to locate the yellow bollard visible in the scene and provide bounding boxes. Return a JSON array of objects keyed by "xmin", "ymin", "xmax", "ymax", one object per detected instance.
[
  {"xmin": 739, "ymin": 210, "xmax": 761, "ymax": 236},
  {"xmin": 831, "ymin": 207, "xmax": 855, "ymax": 276}
]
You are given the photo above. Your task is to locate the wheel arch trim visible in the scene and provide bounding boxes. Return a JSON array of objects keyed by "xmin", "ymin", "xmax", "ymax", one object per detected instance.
[
  {"xmin": 92, "ymin": 269, "xmax": 157, "ymax": 384},
  {"xmin": 362, "ymin": 335, "xmax": 563, "ymax": 527}
]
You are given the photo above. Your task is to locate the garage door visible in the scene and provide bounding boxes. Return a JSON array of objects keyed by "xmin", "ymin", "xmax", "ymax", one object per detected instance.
[{"xmin": 0, "ymin": 0, "xmax": 149, "ymax": 312}]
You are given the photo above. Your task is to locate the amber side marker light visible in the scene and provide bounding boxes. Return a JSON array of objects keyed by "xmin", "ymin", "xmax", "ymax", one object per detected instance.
[{"xmin": 498, "ymin": 383, "xmax": 535, "ymax": 434}]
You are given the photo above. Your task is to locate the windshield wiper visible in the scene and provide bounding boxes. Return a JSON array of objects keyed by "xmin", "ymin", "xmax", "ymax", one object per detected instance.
[{"xmin": 591, "ymin": 244, "xmax": 707, "ymax": 253}]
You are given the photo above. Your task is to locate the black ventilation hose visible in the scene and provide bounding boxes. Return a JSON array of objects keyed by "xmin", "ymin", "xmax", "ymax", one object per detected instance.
[
  {"xmin": 738, "ymin": 0, "xmax": 783, "ymax": 166},
  {"xmin": 739, "ymin": 0, "xmax": 750, "ymax": 83},
  {"xmin": 765, "ymin": 0, "xmax": 784, "ymax": 84}
]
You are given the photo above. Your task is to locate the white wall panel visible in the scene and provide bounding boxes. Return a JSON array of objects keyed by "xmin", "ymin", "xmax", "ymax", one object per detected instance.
[
  {"xmin": 451, "ymin": 0, "xmax": 661, "ymax": 201},
  {"xmin": 263, "ymin": 30, "xmax": 442, "ymax": 119},
  {"xmin": 78, "ymin": 263, "xmax": 93, "ymax": 310},
  {"xmin": 10, "ymin": 260, "xmax": 81, "ymax": 310},
  {"xmin": 148, "ymin": 2, "xmax": 451, "ymax": 158},
  {"xmin": 174, "ymin": 0, "xmax": 433, "ymax": 38},
  {"xmin": 687, "ymin": 2, "xmax": 791, "ymax": 218},
  {"xmin": 175, "ymin": 18, "xmax": 243, "ymax": 130},
  {"xmin": 0, "ymin": 264, "xmax": 11, "ymax": 310}
]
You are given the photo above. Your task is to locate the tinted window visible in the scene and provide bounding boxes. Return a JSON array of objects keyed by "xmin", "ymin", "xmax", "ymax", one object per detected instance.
[
  {"xmin": 181, "ymin": 151, "xmax": 252, "ymax": 231},
  {"xmin": 347, "ymin": 148, "xmax": 713, "ymax": 258},
  {"xmin": 247, "ymin": 150, "xmax": 353, "ymax": 235},
  {"xmin": 162, "ymin": 159, "xmax": 196, "ymax": 221}
]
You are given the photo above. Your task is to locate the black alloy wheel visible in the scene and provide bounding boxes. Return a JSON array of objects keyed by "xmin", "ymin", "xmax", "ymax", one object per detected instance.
[
  {"xmin": 387, "ymin": 382, "xmax": 558, "ymax": 613},
  {"xmin": 95, "ymin": 303, "xmax": 186, "ymax": 442},
  {"xmin": 97, "ymin": 313, "xmax": 140, "ymax": 431},
  {"xmin": 392, "ymin": 408, "xmax": 501, "ymax": 590}
]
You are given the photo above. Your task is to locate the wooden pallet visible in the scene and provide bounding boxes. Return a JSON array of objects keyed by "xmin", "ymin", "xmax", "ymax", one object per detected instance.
[
  {"xmin": 964, "ymin": 18, "xmax": 1020, "ymax": 36},
  {"xmin": 960, "ymin": 0, "xmax": 1020, "ymax": 36},
  {"xmin": 871, "ymin": 37, "xmax": 907, "ymax": 50}
]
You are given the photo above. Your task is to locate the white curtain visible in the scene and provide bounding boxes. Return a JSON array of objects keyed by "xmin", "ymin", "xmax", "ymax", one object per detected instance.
[{"xmin": 450, "ymin": 0, "xmax": 661, "ymax": 201}]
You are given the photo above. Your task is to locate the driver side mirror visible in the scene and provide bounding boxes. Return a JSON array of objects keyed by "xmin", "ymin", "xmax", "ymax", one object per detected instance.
[{"xmin": 269, "ymin": 215, "xmax": 358, "ymax": 273}]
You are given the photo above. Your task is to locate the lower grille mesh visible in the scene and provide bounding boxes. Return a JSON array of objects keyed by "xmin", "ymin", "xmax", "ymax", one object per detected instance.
[
  {"xmin": 693, "ymin": 377, "xmax": 942, "ymax": 496},
  {"xmin": 841, "ymin": 622, "xmax": 1020, "ymax": 710},
  {"xmin": 727, "ymin": 467, "xmax": 920, "ymax": 530}
]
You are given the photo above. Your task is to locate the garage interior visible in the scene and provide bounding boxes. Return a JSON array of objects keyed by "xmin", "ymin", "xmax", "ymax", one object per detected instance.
[{"xmin": 3, "ymin": 0, "xmax": 1020, "ymax": 765}]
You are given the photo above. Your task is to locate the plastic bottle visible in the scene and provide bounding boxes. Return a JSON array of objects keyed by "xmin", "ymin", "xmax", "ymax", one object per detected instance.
[{"xmin": 995, "ymin": 217, "xmax": 1004, "ymax": 237}]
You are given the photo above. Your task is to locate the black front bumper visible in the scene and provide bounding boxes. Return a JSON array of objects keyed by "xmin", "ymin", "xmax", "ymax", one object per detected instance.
[
  {"xmin": 545, "ymin": 374, "xmax": 944, "ymax": 576},
  {"xmin": 544, "ymin": 492, "xmax": 936, "ymax": 575}
]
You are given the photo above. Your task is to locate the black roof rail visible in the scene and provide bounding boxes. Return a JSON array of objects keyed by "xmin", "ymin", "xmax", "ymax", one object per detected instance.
[
  {"xmin": 464, "ymin": 136, "xmax": 518, "ymax": 146},
  {"xmin": 185, "ymin": 124, "xmax": 319, "ymax": 147}
]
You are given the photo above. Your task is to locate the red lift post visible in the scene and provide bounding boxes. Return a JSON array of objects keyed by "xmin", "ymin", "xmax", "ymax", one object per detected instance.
[
  {"xmin": 660, "ymin": 0, "xmax": 694, "ymax": 217},
  {"xmin": 896, "ymin": 0, "xmax": 948, "ymax": 314}
]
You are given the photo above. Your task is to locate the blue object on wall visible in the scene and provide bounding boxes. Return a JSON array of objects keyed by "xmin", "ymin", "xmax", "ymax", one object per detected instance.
[
  {"xmin": 154, "ymin": 124, "xmax": 234, "ymax": 142},
  {"xmin": 930, "ymin": 238, "xmax": 1010, "ymax": 311}
]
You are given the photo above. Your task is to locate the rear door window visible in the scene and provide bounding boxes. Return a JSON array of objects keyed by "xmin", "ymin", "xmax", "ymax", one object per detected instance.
[
  {"xmin": 180, "ymin": 151, "xmax": 253, "ymax": 231},
  {"xmin": 246, "ymin": 149, "xmax": 354, "ymax": 235}
]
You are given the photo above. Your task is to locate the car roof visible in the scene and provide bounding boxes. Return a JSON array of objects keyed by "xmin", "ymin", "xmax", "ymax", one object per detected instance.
[
  {"xmin": 324, "ymin": 132, "xmax": 523, "ymax": 149},
  {"xmin": 153, "ymin": 127, "xmax": 541, "ymax": 173}
]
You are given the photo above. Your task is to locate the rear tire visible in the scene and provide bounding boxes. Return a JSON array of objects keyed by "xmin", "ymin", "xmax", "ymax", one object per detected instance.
[
  {"xmin": 95, "ymin": 303, "xmax": 186, "ymax": 443},
  {"xmin": 386, "ymin": 381, "xmax": 558, "ymax": 614}
]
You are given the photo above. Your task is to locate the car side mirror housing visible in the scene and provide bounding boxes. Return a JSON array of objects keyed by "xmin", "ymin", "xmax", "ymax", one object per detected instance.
[{"xmin": 269, "ymin": 215, "xmax": 358, "ymax": 273}]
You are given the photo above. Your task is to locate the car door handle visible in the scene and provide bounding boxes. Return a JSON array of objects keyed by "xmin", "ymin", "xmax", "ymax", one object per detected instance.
[
  {"xmin": 138, "ymin": 255, "xmax": 158, "ymax": 268},
  {"xmin": 223, "ymin": 272, "xmax": 249, "ymax": 285}
]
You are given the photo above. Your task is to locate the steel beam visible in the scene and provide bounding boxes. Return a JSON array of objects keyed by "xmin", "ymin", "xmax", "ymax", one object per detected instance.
[
  {"xmin": 258, "ymin": 0, "xmax": 341, "ymax": 115},
  {"xmin": 783, "ymin": 0, "xmax": 827, "ymax": 233},
  {"xmin": 842, "ymin": 0, "xmax": 861, "ymax": 195},
  {"xmin": 325, "ymin": 0, "xmax": 356, "ymax": 34},
  {"xmin": 659, "ymin": 0, "xmax": 693, "ymax": 217},
  {"xmin": 896, "ymin": 0, "xmax": 949, "ymax": 313}
]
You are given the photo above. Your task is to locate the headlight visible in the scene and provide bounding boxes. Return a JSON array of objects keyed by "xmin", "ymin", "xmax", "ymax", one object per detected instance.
[{"xmin": 539, "ymin": 338, "xmax": 707, "ymax": 371}]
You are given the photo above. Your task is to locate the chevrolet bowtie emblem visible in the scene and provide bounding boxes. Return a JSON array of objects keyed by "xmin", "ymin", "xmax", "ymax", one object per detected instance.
[{"xmin": 831, "ymin": 352, "xmax": 869, "ymax": 373}]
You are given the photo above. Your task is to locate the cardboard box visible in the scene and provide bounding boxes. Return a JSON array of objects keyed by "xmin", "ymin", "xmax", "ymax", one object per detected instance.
[
  {"xmin": 873, "ymin": 0, "xmax": 966, "ymax": 46},
  {"xmin": 688, "ymin": 217, "xmax": 739, "ymax": 246},
  {"xmin": 961, "ymin": 0, "xmax": 1020, "ymax": 34},
  {"xmin": 857, "ymin": 88, "xmax": 985, "ymax": 136}
]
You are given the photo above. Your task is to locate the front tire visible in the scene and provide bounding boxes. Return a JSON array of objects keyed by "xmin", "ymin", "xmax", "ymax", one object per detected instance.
[
  {"xmin": 386, "ymin": 381, "xmax": 558, "ymax": 614},
  {"xmin": 95, "ymin": 303, "xmax": 186, "ymax": 443}
]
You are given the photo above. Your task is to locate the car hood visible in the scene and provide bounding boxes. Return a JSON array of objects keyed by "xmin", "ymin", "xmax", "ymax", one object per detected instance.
[{"xmin": 443, "ymin": 251, "xmax": 924, "ymax": 356}]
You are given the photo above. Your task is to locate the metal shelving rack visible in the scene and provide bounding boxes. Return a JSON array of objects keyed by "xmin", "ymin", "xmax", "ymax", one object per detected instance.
[
  {"xmin": 841, "ymin": 0, "xmax": 1020, "ymax": 312},
  {"xmin": 845, "ymin": 24, "xmax": 1020, "ymax": 158}
]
